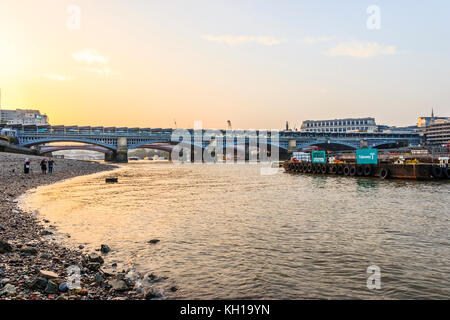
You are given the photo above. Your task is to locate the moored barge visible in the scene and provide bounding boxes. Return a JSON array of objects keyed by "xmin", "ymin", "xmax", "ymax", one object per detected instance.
[{"xmin": 284, "ymin": 161, "xmax": 450, "ymax": 180}]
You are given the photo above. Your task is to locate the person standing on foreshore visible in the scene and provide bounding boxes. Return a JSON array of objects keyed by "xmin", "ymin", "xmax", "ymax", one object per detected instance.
[
  {"xmin": 40, "ymin": 158, "xmax": 47, "ymax": 174},
  {"xmin": 24, "ymin": 158, "xmax": 31, "ymax": 174},
  {"xmin": 48, "ymin": 158, "xmax": 55, "ymax": 174}
]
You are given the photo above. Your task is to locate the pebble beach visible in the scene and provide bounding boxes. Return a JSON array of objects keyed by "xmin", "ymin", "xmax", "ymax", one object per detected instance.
[{"xmin": 0, "ymin": 152, "xmax": 164, "ymax": 300}]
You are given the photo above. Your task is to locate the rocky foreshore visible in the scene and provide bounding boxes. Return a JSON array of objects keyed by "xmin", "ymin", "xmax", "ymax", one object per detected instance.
[{"xmin": 0, "ymin": 152, "xmax": 163, "ymax": 300}]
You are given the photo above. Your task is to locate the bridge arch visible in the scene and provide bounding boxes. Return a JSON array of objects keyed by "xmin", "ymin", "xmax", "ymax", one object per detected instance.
[
  {"xmin": 39, "ymin": 145, "xmax": 110, "ymax": 154},
  {"xmin": 371, "ymin": 140, "xmax": 400, "ymax": 149},
  {"xmin": 127, "ymin": 140, "xmax": 205, "ymax": 151},
  {"xmin": 132, "ymin": 144, "xmax": 174, "ymax": 153},
  {"xmin": 297, "ymin": 140, "xmax": 357, "ymax": 150},
  {"xmin": 20, "ymin": 138, "xmax": 117, "ymax": 151},
  {"xmin": 214, "ymin": 141, "xmax": 289, "ymax": 153}
]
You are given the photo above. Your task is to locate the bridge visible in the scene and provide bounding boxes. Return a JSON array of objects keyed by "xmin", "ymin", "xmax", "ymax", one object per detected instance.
[
  {"xmin": 38, "ymin": 143, "xmax": 175, "ymax": 155},
  {"xmin": 7, "ymin": 124, "xmax": 422, "ymax": 162}
]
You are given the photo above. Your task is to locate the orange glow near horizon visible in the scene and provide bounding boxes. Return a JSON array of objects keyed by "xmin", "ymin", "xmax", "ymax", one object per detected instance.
[{"xmin": 1, "ymin": 1, "xmax": 449, "ymax": 129}]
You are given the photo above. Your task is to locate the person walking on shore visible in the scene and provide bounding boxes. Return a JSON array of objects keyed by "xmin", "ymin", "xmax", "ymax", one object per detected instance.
[
  {"xmin": 48, "ymin": 158, "xmax": 55, "ymax": 174},
  {"xmin": 40, "ymin": 158, "xmax": 47, "ymax": 174},
  {"xmin": 24, "ymin": 158, "xmax": 31, "ymax": 174}
]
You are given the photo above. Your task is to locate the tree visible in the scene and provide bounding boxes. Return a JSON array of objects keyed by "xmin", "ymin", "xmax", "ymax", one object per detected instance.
[{"xmin": 8, "ymin": 136, "xmax": 19, "ymax": 145}]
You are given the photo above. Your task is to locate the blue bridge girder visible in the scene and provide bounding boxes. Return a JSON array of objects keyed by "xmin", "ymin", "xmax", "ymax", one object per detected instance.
[{"xmin": 14, "ymin": 125, "xmax": 422, "ymax": 152}]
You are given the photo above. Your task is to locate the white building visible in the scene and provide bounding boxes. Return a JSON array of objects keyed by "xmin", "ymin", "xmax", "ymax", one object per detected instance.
[
  {"xmin": 0, "ymin": 109, "xmax": 49, "ymax": 126},
  {"xmin": 300, "ymin": 117, "xmax": 377, "ymax": 133}
]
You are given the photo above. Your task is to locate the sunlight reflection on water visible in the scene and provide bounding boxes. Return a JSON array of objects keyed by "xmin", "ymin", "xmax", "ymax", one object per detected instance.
[{"xmin": 22, "ymin": 162, "xmax": 450, "ymax": 299}]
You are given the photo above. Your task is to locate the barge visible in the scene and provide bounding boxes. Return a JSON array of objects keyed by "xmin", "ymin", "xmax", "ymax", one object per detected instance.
[{"xmin": 284, "ymin": 161, "xmax": 450, "ymax": 181}]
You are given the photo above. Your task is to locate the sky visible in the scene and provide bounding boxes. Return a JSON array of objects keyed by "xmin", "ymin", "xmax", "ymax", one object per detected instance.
[{"xmin": 0, "ymin": 0, "xmax": 449, "ymax": 129}]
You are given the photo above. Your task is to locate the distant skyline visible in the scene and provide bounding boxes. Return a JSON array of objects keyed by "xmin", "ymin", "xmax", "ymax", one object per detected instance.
[{"xmin": 1, "ymin": 0, "xmax": 449, "ymax": 129}]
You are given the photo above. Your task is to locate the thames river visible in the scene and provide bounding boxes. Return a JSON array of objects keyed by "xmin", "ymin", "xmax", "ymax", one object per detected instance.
[{"xmin": 22, "ymin": 162, "xmax": 450, "ymax": 299}]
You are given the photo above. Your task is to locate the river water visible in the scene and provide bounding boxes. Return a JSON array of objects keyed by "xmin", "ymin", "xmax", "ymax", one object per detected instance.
[{"xmin": 22, "ymin": 162, "xmax": 450, "ymax": 299}]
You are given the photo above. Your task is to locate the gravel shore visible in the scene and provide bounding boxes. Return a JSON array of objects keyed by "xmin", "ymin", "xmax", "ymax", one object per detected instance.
[{"xmin": 0, "ymin": 152, "xmax": 161, "ymax": 300}]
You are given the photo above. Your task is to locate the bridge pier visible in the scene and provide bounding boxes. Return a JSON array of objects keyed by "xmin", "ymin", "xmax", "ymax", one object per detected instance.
[
  {"xmin": 279, "ymin": 149, "xmax": 291, "ymax": 161},
  {"xmin": 105, "ymin": 137, "xmax": 128, "ymax": 163},
  {"xmin": 105, "ymin": 150, "xmax": 128, "ymax": 163}
]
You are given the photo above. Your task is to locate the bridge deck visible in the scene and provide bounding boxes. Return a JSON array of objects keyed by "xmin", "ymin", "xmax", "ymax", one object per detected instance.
[{"xmin": 8, "ymin": 125, "xmax": 421, "ymax": 153}]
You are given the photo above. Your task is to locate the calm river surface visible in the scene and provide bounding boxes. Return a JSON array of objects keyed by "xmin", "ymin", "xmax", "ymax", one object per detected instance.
[{"xmin": 22, "ymin": 162, "xmax": 450, "ymax": 299}]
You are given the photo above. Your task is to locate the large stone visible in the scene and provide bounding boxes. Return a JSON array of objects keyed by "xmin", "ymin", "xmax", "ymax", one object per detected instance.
[
  {"xmin": 59, "ymin": 282, "xmax": 69, "ymax": 293},
  {"xmin": 29, "ymin": 277, "xmax": 48, "ymax": 290},
  {"xmin": 109, "ymin": 279, "xmax": 128, "ymax": 292},
  {"xmin": 144, "ymin": 288, "xmax": 163, "ymax": 300},
  {"xmin": 100, "ymin": 244, "xmax": 111, "ymax": 254},
  {"xmin": 20, "ymin": 246, "xmax": 38, "ymax": 255},
  {"xmin": 25, "ymin": 241, "xmax": 39, "ymax": 247},
  {"xmin": 0, "ymin": 240, "xmax": 13, "ymax": 254},
  {"xmin": 45, "ymin": 281, "xmax": 59, "ymax": 294},
  {"xmin": 93, "ymin": 273, "xmax": 103, "ymax": 283},
  {"xmin": 0, "ymin": 284, "xmax": 17, "ymax": 297},
  {"xmin": 40, "ymin": 253, "xmax": 52, "ymax": 260},
  {"xmin": 39, "ymin": 270, "xmax": 59, "ymax": 279},
  {"xmin": 86, "ymin": 263, "xmax": 101, "ymax": 271},
  {"xmin": 88, "ymin": 253, "xmax": 104, "ymax": 264},
  {"xmin": 145, "ymin": 273, "xmax": 167, "ymax": 283}
]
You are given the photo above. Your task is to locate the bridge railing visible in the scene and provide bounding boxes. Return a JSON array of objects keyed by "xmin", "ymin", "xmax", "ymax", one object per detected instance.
[{"xmin": 16, "ymin": 129, "xmax": 420, "ymax": 139}]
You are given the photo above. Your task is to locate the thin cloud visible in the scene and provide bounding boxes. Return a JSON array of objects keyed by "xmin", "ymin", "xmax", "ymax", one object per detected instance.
[
  {"xmin": 303, "ymin": 36, "xmax": 335, "ymax": 44},
  {"xmin": 72, "ymin": 49, "xmax": 109, "ymax": 64},
  {"xmin": 202, "ymin": 34, "xmax": 284, "ymax": 46},
  {"xmin": 72, "ymin": 49, "xmax": 118, "ymax": 77},
  {"xmin": 43, "ymin": 74, "xmax": 72, "ymax": 81},
  {"xmin": 327, "ymin": 41, "xmax": 398, "ymax": 58},
  {"xmin": 84, "ymin": 66, "xmax": 119, "ymax": 77}
]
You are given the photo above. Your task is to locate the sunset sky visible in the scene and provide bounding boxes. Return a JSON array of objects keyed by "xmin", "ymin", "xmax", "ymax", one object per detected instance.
[{"xmin": 1, "ymin": 0, "xmax": 449, "ymax": 129}]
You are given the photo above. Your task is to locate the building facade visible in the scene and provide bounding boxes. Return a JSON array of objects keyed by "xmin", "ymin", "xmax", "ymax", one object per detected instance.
[
  {"xmin": 381, "ymin": 125, "xmax": 419, "ymax": 134},
  {"xmin": 417, "ymin": 109, "xmax": 448, "ymax": 128},
  {"xmin": 0, "ymin": 109, "xmax": 49, "ymax": 126},
  {"xmin": 417, "ymin": 116, "xmax": 449, "ymax": 128},
  {"xmin": 423, "ymin": 119, "xmax": 450, "ymax": 146},
  {"xmin": 300, "ymin": 117, "xmax": 377, "ymax": 133}
]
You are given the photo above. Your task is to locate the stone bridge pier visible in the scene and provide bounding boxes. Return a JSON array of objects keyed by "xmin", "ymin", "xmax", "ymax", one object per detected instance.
[{"xmin": 105, "ymin": 137, "xmax": 128, "ymax": 163}]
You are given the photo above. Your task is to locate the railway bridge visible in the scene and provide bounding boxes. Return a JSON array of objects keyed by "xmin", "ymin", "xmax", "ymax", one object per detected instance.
[{"xmin": 7, "ymin": 124, "xmax": 421, "ymax": 162}]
